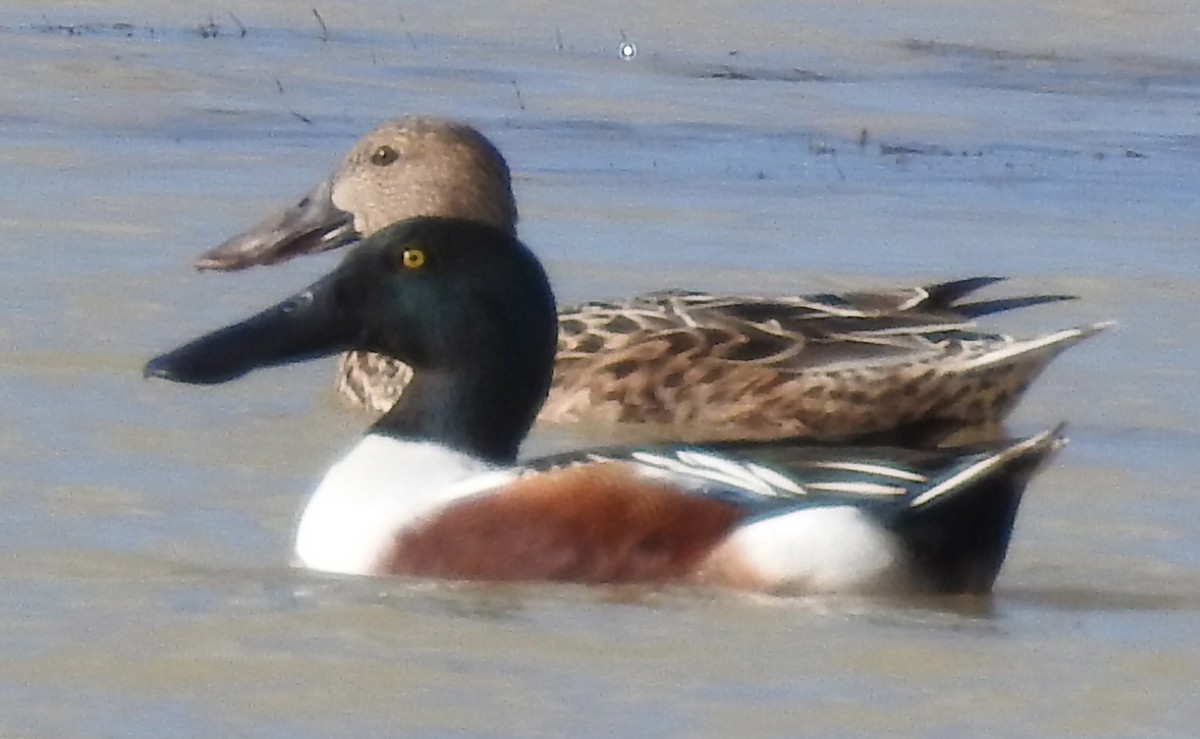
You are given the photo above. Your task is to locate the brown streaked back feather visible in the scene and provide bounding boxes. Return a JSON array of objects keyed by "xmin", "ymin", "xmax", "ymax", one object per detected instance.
[
  {"xmin": 339, "ymin": 289, "xmax": 1107, "ymax": 441},
  {"xmin": 540, "ymin": 322, "xmax": 1108, "ymax": 443}
]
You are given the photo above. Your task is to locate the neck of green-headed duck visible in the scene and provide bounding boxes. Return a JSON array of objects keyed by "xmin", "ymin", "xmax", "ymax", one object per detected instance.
[
  {"xmin": 362, "ymin": 237, "xmax": 558, "ymax": 464},
  {"xmin": 367, "ymin": 363, "xmax": 551, "ymax": 464}
]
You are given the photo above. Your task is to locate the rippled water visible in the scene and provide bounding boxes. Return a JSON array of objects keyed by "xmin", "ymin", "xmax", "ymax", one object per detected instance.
[{"xmin": 1, "ymin": 1, "xmax": 1198, "ymax": 736}]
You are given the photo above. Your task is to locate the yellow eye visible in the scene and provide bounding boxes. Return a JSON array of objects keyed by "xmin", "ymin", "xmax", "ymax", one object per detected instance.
[
  {"xmin": 370, "ymin": 145, "xmax": 399, "ymax": 166},
  {"xmin": 400, "ymin": 247, "xmax": 426, "ymax": 270}
]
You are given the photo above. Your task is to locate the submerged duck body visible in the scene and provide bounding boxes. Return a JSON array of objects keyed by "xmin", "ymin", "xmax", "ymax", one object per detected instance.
[
  {"xmin": 196, "ymin": 117, "xmax": 1108, "ymax": 443},
  {"xmin": 150, "ymin": 217, "xmax": 1066, "ymax": 595}
]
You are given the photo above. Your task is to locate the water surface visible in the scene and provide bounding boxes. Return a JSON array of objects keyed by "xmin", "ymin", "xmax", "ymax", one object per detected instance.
[{"xmin": 1, "ymin": 2, "xmax": 1198, "ymax": 736}]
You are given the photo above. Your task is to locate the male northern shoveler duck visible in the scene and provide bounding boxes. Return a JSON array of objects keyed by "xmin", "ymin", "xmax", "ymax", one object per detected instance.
[
  {"xmin": 148, "ymin": 217, "xmax": 1065, "ymax": 595},
  {"xmin": 194, "ymin": 117, "xmax": 1109, "ymax": 443}
]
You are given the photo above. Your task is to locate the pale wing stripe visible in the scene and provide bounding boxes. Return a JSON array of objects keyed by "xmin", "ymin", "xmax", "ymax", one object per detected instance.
[
  {"xmin": 894, "ymin": 288, "xmax": 929, "ymax": 312},
  {"xmin": 677, "ymin": 450, "xmax": 774, "ymax": 485},
  {"xmin": 909, "ymin": 429, "xmax": 1056, "ymax": 508},
  {"xmin": 629, "ymin": 451, "xmax": 675, "ymax": 467},
  {"xmin": 745, "ymin": 463, "xmax": 808, "ymax": 497},
  {"xmin": 805, "ymin": 460, "xmax": 928, "ymax": 483},
  {"xmin": 666, "ymin": 294, "xmax": 701, "ymax": 327},
  {"xmin": 674, "ymin": 451, "xmax": 806, "ymax": 498},
  {"xmin": 953, "ymin": 323, "xmax": 1113, "ymax": 372},
  {"xmin": 842, "ymin": 320, "xmax": 976, "ymax": 337},
  {"xmin": 806, "ymin": 481, "xmax": 907, "ymax": 496},
  {"xmin": 631, "ymin": 451, "xmax": 777, "ymax": 497}
]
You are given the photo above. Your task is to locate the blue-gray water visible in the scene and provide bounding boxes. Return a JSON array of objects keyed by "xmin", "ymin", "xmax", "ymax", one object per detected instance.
[{"xmin": 1, "ymin": 2, "xmax": 1198, "ymax": 736}]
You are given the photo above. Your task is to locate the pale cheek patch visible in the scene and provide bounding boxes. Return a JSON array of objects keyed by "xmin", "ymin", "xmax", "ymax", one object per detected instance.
[{"xmin": 711, "ymin": 507, "xmax": 901, "ymax": 595}]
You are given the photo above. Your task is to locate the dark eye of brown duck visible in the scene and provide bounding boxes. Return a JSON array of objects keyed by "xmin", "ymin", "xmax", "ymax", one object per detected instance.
[{"xmin": 370, "ymin": 145, "xmax": 399, "ymax": 166}]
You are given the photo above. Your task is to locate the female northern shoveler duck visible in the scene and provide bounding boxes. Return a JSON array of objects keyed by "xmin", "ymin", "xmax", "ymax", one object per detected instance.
[
  {"xmin": 194, "ymin": 117, "xmax": 1109, "ymax": 443},
  {"xmin": 148, "ymin": 217, "xmax": 1065, "ymax": 594}
]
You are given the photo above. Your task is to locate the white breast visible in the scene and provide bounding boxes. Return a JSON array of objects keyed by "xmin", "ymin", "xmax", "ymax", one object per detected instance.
[{"xmin": 293, "ymin": 436, "xmax": 508, "ymax": 576}]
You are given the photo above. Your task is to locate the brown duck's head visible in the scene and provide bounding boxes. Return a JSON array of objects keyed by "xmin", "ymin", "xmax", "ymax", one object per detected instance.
[{"xmin": 195, "ymin": 117, "xmax": 519, "ymax": 271}]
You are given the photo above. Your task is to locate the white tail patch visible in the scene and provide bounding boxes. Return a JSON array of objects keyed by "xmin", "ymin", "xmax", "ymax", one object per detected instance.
[{"xmin": 722, "ymin": 506, "xmax": 899, "ymax": 593}]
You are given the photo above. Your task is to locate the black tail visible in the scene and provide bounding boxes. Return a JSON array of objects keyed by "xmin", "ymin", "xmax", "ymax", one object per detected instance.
[
  {"xmin": 885, "ymin": 425, "xmax": 1067, "ymax": 594},
  {"xmin": 956, "ymin": 294, "xmax": 1078, "ymax": 319},
  {"xmin": 923, "ymin": 276, "xmax": 1077, "ymax": 318},
  {"xmin": 923, "ymin": 276, "xmax": 1006, "ymax": 308}
]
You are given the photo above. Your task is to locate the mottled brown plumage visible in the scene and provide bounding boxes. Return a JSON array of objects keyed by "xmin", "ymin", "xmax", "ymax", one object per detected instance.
[
  {"xmin": 339, "ymin": 283, "xmax": 1109, "ymax": 443},
  {"xmin": 201, "ymin": 116, "xmax": 1110, "ymax": 443}
]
